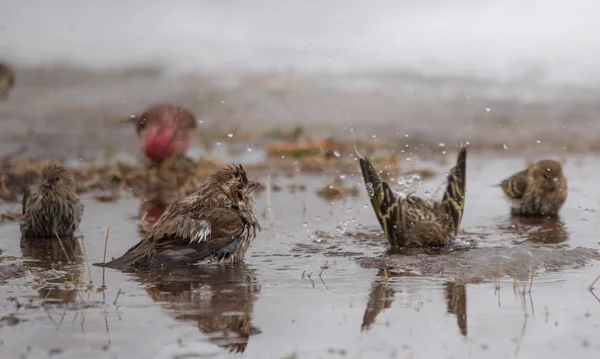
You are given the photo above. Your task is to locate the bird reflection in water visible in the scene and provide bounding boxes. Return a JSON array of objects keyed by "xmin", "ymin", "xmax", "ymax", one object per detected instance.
[
  {"xmin": 20, "ymin": 236, "xmax": 83, "ymax": 303},
  {"xmin": 138, "ymin": 264, "xmax": 261, "ymax": 353},
  {"xmin": 504, "ymin": 216, "xmax": 569, "ymax": 244},
  {"xmin": 361, "ymin": 270, "xmax": 468, "ymax": 337}
]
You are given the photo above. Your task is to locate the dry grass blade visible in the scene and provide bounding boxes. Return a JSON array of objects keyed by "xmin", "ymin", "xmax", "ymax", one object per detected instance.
[
  {"xmin": 589, "ymin": 274, "xmax": 600, "ymax": 290},
  {"xmin": 319, "ymin": 260, "xmax": 329, "ymax": 277},
  {"xmin": 266, "ymin": 174, "xmax": 275, "ymax": 229},
  {"xmin": 79, "ymin": 236, "xmax": 93, "ymax": 286},
  {"xmin": 101, "ymin": 227, "xmax": 110, "ymax": 289},
  {"xmin": 54, "ymin": 232, "xmax": 71, "ymax": 264}
]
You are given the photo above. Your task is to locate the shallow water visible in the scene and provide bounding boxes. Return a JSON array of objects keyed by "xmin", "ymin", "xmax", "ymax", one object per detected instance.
[{"xmin": 1, "ymin": 154, "xmax": 599, "ymax": 359}]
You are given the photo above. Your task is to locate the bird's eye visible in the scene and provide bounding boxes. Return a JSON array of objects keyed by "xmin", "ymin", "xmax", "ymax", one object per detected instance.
[{"xmin": 237, "ymin": 184, "xmax": 243, "ymax": 190}]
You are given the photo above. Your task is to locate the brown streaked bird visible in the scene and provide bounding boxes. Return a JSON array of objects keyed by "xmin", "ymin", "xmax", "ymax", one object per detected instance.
[
  {"xmin": 359, "ymin": 146, "xmax": 467, "ymax": 247},
  {"xmin": 100, "ymin": 164, "xmax": 261, "ymax": 269},
  {"xmin": 500, "ymin": 159, "xmax": 567, "ymax": 216},
  {"xmin": 0, "ymin": 62, "xmax": 15, "ymax": 101},
  {"xmin": 20, "ymin": 164, "xmax": 84, "ymax": 238},
  {"xmin": 133, "ymin": 104, "xmax": 197, "ymax": 163}
]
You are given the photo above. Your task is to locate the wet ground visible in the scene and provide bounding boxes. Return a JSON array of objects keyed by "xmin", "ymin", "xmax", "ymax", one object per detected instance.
[{"xmin": 1, "ymin": 153, "xmax": 599, "ymax": 359}]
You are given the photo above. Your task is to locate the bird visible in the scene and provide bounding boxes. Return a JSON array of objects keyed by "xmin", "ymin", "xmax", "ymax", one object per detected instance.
[
  {"xmin": 499, "ymin": 159, "xmax": 567, "ymax": 217},
  {"xmin": 132, "ymin": 104, "xmax": 197, "ymax": 163},
  {"xmin": 20, "ymin": 164, "xmax": 84, "ymax": 238},
  {"xmin": 0, "ymin": 62, "xmax": 15, "ymax": 101},
  {"xmin": 100, "ymin": 164, "xmax": 261, "ymax": 269},
  {"xmin": 359, "ymin": 146, "xmax": 467, "ymax": 247}
]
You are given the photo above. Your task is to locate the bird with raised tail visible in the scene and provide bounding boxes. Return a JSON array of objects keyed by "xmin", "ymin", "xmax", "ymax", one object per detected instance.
[
  {"xmin": 359, "ymin": 146, "xmax": 467, "ymax": 247},
  {"xmin": 99, "ymin": 164, "xmax": 261, "ymax": 269}
]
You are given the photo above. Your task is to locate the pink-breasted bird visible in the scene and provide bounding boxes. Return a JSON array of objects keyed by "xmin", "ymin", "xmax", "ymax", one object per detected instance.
[{"xmin": 133, "ymin": 104, "xmax": 197, "ymax": 163}]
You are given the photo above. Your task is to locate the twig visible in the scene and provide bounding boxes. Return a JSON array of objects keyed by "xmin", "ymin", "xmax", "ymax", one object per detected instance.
[
  {"xmin": 79, "ymin": 237, "xmax": 93, "ymax": 286},
  {"xmin": 102, "ymin": 227, "xmax": 110, "ymax": 289},
  {"xmin": 589, "ymin": 274, "xmax": 600, "ymax": 290},
  {"xmin": 319, "ymin": 260, "xmax": 329, "ymax": 277},
  {"xmin": 113, "ymin": 289, "xmax": 122, "ymax": 306},
  {"xmin": 266, "ymin": 174, "xmax": 275, "ymax": 229},
  {"xmin": 54, "ymin": 232, "xmax": 71, "ymax": 264},
  {"xmin": 528, "ymin": 271, "xmax": 534, "ymax": 293}
]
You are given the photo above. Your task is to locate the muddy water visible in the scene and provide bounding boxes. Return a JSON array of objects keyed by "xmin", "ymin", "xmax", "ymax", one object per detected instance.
[{"xmin": 1, "ymin": 154, "xmax": 599, "ymax": 359}]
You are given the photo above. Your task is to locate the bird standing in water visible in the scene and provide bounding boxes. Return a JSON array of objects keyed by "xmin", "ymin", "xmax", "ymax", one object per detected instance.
[
  {"xmin": 359, "ymin": 147, "xmax": 467, "ymax": 247},
  {"xmin": 0, "ymin": 62, "xmax": 15, "ymax": 101},
  {"xmin": 20, "ymin": 164, "xmax": 84, "ymax": 238},
  {"xmin": 101, "ymin": 164, "xmax": 261, "ymax": 269},
  {"xmin": 500, "ymin": 160, "xmax": 567, "ymax": 216},
  {"xmin": 133, "ymin": 104, "xmax": 197, "ymax": 163}
]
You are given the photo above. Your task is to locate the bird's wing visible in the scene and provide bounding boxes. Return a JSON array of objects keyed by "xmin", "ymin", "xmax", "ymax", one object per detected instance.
[
  {"xmin": 500, "ymin": 169, "xmax": 528, "ymax": 199},
  {"xmin": 101, "ymin": 207, "xmax": 244, "ymax": 269},
  {"xmin": 359, "ymin": 157, "xmax": 405, "ymax": 244},
  {"xmin": 441, "ymin": 147, "xmax": 467, "ymax": 236},
  {"xmin": 359, "ymin": 157, "xmax": 397, "ymax": 229}
]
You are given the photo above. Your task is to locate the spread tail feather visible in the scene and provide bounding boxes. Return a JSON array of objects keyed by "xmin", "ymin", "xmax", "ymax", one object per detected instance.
[{"xmin": 441, "ymin": 147, "xmax": 467, "ymax": 236}]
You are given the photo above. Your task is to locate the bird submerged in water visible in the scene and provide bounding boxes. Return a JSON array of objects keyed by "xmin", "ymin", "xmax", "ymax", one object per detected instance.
[
  {"xmin": 20, "ymin": 164, "xmax": 84, "ymax": 238},
  {"xmin": 100, "ymin": 164, "xmax": 261, "ymax": 269},
  {"xmin": 359, "ymin": 147, "xmax": 467, "ymax": 247},
  {"xmin": 132, "ymin": 104, "xmax": 197, "ymax": 163},
  {"xmin": 499, "ymin": 159, "xmax": 567, "ymax": 217},
  {"xmin": 0, "ymin": 62, "xmax": 15, "ymax": 101}
]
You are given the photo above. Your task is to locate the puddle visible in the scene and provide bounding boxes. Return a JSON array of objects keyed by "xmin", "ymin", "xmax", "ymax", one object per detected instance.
[{"xmin": 1, "ymin": 155, "xmax": 599, "ymax": 358}]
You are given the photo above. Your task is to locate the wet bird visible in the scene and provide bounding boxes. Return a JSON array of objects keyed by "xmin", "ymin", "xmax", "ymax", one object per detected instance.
[
  {"xmin": 499, "ymin": 159, "xmax": 567, "ymax": 217},
  {"xmin": 359, "ymin": 147, "xmax": 467, "ymax": 247},
  {"xmin": 133, "ymin": 104, "xmax": 197, "ymax": 163},
  {"xmin": 0, "ymin": 62, "xmax": 15, "ymax": 101},
  {"xmin": 20, "ymin": 164, "xmax": 84, "ymax": 238},
  {"xmin": 101, "ymin": 164, "xmax": 261, "ymax": 269}
]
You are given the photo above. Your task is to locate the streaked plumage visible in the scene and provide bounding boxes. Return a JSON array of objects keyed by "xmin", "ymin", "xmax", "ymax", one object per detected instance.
[
  {"xmin": 0, "ymin": 62, "xmax": 15, "ymax": 101},
  {"xmin": 100, "ymin": 164, "xmax": 261, "ymax": 269},
  {"xmin": 500, "ymin": 159, "xmax": 567, "ymax": 216},
  {"xmin": 20, "ymin": 164, "xmax": 84, "ymax": 238},
  {"xmin": 359, "ymin": 147, "xmax": 467, "ymax": 247},
  {"xmin": 133, "ymin": 104, "xmax": 197, "ymax": 163}
]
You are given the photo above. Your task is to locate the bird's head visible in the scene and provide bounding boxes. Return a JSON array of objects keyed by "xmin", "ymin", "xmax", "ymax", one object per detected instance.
[
  {"xmin": 37, "ymin": 164, "xmax": 77, "ymax": 196},
  {"xmin": 531, "ymin": 160, "xmax": 564, "ymax": 192},
  {"xmin": 209, "ymin": 164, "xmax": 260, "ymax": 210}
]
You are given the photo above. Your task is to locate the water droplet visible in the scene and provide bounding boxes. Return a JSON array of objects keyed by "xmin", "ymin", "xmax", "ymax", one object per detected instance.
[
  {"xmin": 333, "ymin": 150, "xmax": 341, "ymax": 157},
  {"xmin": 536, "ymin": 140, "xmax": 542, "ymax": 144},
  {"xmin": 216, "ymin": 142, "xmax": 222, "ymax": 146},
  {"xmin": 486, "ymin": 107, "xmax": 491, "ymax": 112},
  {"xmin": 281, "ymin": 155, "xmax": 286, "ymax": 159},
  {"xmin": 372, "ymin": 135, "xmax": 377, "ymax": 138},
  {"xmin": 335, "ymin": 226, "xmax": 346, "ymax": 235},
  {"xmin": 302, "ymin": 222, "xmax": 308, "ymax": 228},
  {"xmin": 247, "ymin": 147, "xmax": 253, "ymax": 152},
  {"xmin": 227, "ymin": 133, "xmax": 233, "ymax": 138},
  {"xmin": 340, "ymin": 174, "xmax": 346, "ymax": 179},
  {"xmin": 503, "ymin": 144, "xmax": 508, "ymax": 150},
  {"xmin": 439, "ymin": 143, "xmax": 445, "ymax": 147}
]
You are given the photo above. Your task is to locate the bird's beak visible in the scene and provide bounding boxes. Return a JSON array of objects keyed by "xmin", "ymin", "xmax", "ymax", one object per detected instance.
[
  {"xmin": 552, "ymin": 177, "xmax": 560, "ymax": 190},
  {"xmin": 41, "ymin": 180, "xmax": 52, "ymax": 190},
  {"xmin": 248, "ymin": 181, "xmax": 261, "ymax": 193}
]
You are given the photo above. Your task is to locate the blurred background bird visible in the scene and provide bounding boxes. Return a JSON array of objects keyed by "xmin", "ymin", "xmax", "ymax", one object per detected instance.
[
  {"xmin": 0, "ymin": 62, "xmax": 15, "ymax": 101},
  {"xmin": 20, "ymin": 163, "xmax": 84, "ymax": 238},
  {"xmin": 100, "ymin": 164, "xmax": 261, "ymax": 269},
  {"xmin": 359, "ymin": 146, "xmax": 467, "ymax": 247},
  {"xmin": 132, "ymin": 104, "xmax": 197, "ymax": 164},
  {"xmin": 499, "ymin": 159, "xmax": 567, "ymax": 216}
]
